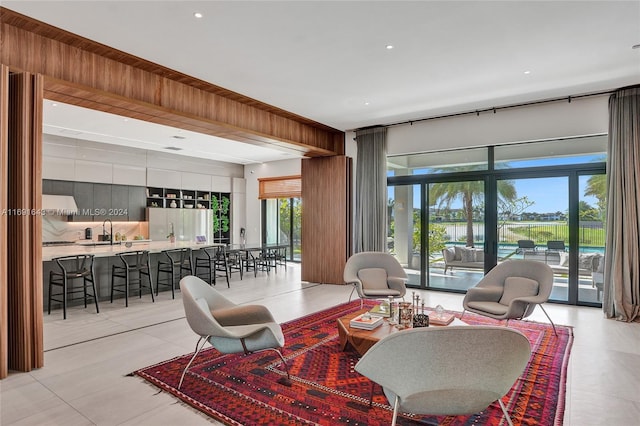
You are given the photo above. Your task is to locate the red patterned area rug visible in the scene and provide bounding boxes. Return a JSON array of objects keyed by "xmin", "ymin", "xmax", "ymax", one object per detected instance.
[{"xmin": 134, "ymin": 300, "xmax": 572, "ymax": 425}]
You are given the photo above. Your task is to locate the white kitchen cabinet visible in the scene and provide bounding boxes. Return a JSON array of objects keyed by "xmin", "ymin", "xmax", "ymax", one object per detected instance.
[
  {"xmin": 181, "ymin": 172, "xmax": 211, "ymax": 191},
  {"xmin": 147, "ymin": 168, "xmax": 181, "ymax": 188},
  {"xmin": 232, "ymin": 177, "xmax": 246, "ymax": 193},
  {"xmin": 147, "ymin": 208, "xmax": 212, "ymax": 242},
  {"xmin": 75, "ymin": 160, "xmax": 113, "ymax": 183},
  {"xmin": 113, "ymin": 165, "xmax": 146, "ymax": 186},
  {"xmin": 211, "ymin": 175, "xmax": 232, "ymax": 193},
  {"xmin": 43, "ymin": 157, "xmax": 75, "ymax": 181}
]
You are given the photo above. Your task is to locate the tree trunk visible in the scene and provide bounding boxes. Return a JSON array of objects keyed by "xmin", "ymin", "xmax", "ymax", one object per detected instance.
[{"xmin": 464, "ymin": 193, "xmax": 474, "ymax": 247}]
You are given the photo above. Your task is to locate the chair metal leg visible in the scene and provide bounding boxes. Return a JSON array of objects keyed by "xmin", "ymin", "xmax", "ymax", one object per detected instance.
[
  {"xmin": 498, "ymin": 398, "xmax": 514, "ymax": 426},
  {"xmin": 178, "ymin": 336, "xmax": 209, "ymax": 390},
  {"xmin": 253, "ymin": 347, "xmax": 290, "ymax": 380},
  {"xmin": 146, "ymin": 259, "xmax": 155, "ymax": 302},
  {"xmin": 348, "ymin": 285, "xmax": 356, "ymax": 302},
  {"xmin": 460, "ymin": 309, "xmax": 466, "ymax": 320},
  {"xmin": 539, "ymin": 305, "xmax": 558, "ymax": 336},
  {"xmin": 391, "ymin": 395, "xmax": 400, "ymax": 426}
]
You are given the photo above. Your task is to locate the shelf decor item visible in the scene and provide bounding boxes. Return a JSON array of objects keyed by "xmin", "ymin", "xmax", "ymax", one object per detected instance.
[
  {"xmin": 167, "ymin": 222, "xmax": 176, "ymax": 243},
  {"xmin": 397, "ymin": 302, "xmax": 413, "ymax": 329},
  {"xmin": 349, "ymin": 312, "xmax": 383, "ymax": 330}
]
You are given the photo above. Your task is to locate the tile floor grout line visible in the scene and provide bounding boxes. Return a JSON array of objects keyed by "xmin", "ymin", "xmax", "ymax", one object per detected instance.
[
  {"xmin": 44, "ymin": 281, "xmax": 327, "ymax": 353},
  {"xmin": 44, "ymin": 316, "xmax": 188, "ymax": 353}
]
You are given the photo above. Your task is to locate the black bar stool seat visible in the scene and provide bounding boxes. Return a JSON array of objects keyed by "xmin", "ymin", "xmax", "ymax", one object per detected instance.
[
  {"xmin": 194, "ymin": 245, "xmax": 230, "ymax": 287},
  {"xmin": 156, "ymin": 248, "xmax": 193, "ymax": 299},
  {"xmin": 48, "ymin": 255, "xmax": 99, "ymax": 320},
  {"xmin": 111, "ymin": 250, "xmax": 154, "ymax": 306}
]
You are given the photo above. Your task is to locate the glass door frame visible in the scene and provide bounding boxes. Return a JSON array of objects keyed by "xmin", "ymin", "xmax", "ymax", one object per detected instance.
[
  {"xmin": 388, "ymin": 150, "xmax": 605, "ymax": 306},
  {"xmin": 261, "ymin": 197, "xmax": 301, "ymax": 263}
]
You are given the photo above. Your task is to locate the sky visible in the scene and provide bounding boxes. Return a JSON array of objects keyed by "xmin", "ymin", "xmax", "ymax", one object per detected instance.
[{"xmin": 389, "ymin": 154, "xmax": 604, "ymax": 213}]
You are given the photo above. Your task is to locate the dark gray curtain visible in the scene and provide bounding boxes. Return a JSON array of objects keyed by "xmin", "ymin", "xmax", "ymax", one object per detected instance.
[
  {"xmin": 354, "ymin": 127, "xmax": 387, "ymax": 253},
  {"xmin": 603, "ymin": 86, "xmax": 640, "ymax": 322}
]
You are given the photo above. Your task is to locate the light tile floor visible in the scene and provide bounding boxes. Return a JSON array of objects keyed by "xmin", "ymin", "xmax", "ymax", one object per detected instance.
[{"xmin": 1, "ymin": 264, "xmax": 639, "ymax": 425}]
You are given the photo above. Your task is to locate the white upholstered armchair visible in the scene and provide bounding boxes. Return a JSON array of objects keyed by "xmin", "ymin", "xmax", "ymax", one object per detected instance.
[
  {"xmin": 178, "ymin": 275, "xmax": 289, "ymax": 389},
  {"xmin": 343, "ymin": 251, "xmax": 407, "ymax": 307},
  {"xmin": 462, "ymin": 259, "xmax": 557, "ymax": 335},
  {"xmin": 355, "ymin": 326, "xmax": 531, "ymax": 426}
]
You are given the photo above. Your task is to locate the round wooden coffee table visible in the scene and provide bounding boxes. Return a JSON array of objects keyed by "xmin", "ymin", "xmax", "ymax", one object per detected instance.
[{"xmin": 337, "ymin": 308, "xmax": 465, "ymax": 356}]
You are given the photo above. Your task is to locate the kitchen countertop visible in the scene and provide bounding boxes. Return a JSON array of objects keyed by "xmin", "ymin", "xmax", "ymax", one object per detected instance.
[{"xmin": 42, "ymin": 241, "xmax": 224, "ymax": 261}]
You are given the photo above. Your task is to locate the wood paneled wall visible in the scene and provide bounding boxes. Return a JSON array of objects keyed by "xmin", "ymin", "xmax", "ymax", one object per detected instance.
[
  {"xmin": 4, "ymin": 72, "xmax": 44, "ymax": 373},
  {"xmin": 0, "ymin": 8, "xmax": 345, "ymax": 158},
  {"xmin": 0, "ymin": 65, "xmax": 8, "ymax": 379},
  {"xmin": 301, "ymin": 156, "xmax": 352, "ymax": 284}
]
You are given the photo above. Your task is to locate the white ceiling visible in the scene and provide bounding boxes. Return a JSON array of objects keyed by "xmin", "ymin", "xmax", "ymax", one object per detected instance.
[{"xmin": 5, "ymin": 1, "xmax": 640, "ymax": 164}]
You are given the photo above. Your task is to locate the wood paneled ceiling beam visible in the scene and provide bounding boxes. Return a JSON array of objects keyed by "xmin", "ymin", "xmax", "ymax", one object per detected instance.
[{"xmin": 1, "ymin": 7, "xmax": 345, "ymax": 158}]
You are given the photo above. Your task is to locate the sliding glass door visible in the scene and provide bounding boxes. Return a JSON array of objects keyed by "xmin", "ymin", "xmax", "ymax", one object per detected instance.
[
  {"xmin": 387, "ymin": 184, "xmax": 421, "ymax": 286},
  {"xmin": 428, "ymin": 180, "xmax": 485, "ymax": 291},
  {"xmin": 262, "ymin": 197, "xmax": 301, "ymax": 262},
  {"xmin": 578, "ymin": 174, "xmax": 606, "ymax": 304},
  {"xmin": 496, "ymin": 176, "xmax": 569, "ymax": 302},
  {"xmin": 387, "ymin": 135, "xmax": 607, "ymax": 306}
]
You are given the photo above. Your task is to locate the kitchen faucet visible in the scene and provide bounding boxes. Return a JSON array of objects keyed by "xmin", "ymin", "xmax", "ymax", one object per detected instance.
[{"xmin": 102, "ymin": 219, "xmax": 113, "ymax": 245}]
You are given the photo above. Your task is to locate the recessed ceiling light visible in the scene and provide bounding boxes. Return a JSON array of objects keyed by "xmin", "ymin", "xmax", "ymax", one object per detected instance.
[
  {"xmin": 194, "ymin": 12, "xmax": 203, "ymax": 18},
  {"xmin": 165, "ymin": 146, "xmax": 183, "ymax": 151},
  {"xmin": 172, "ymin": 135, "xmax": 186, "ymax": 140},
  {"xmin": 524, "ymin": 70, "xmax": 531, "ymax": 75},
  {"xmin": 385, "ymin": 45, "xmax": 394, "ymax": 50},
  {"xmin": 51, "ymin": 103, "xmax": 58, "ymax": 107},
  {"xmin": 364, "ymin": 101, "xmax": 370, "ymax": 106},
  {"xmin": 633, "ymin": 44, "xmax": 640, "ymax": 50}
]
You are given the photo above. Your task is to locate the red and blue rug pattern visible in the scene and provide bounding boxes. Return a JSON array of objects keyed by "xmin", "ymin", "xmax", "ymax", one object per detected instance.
[{"xmin": 134, "ymin": 300, "xmax": 573, "ymax": 425}]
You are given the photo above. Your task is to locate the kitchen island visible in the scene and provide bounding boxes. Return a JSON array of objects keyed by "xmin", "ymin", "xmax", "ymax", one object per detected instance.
[
  {"xmin": 43, "ymin": 241, "xmax": 225, "ymax": 316},
  {"xmin": 42, "ymin": 240, "xmax": 221, "ymax": 261}
]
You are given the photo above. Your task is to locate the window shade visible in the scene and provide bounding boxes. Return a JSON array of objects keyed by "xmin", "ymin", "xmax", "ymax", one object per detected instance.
[{"xmin": 258, "ymin": 175, "xmax": 301, "ymax": 199}]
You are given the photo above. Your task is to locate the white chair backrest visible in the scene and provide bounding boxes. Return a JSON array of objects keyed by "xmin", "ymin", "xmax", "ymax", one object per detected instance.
[
  {"xmin": 355, "ymin": 326, "xmax": 531, "ymax": 415},
  {"xmin": 478, "ymin": 260, "xmax": 554, "ymax": 299},
  {"xmin": 180, "ymin": 276, "xmax": 236, "ymax": 337},
  {"xmin": 344, "ymin": 251, "xmax": 407, "ymax": 284}
]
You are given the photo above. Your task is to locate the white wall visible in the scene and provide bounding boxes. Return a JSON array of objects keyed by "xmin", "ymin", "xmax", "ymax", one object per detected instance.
[
  {"xmin": 387, "ymin": 94, "xmax": 609, "ymax": 155},
  {"xmin": 243, "ymin": 159, "xmax": 302, "ymax": 244}
]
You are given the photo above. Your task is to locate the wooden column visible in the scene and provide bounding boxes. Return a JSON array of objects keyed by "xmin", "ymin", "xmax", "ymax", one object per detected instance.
[
  {"xmin": 301, "ymin": 156, "xmax": 352, "ymax": 284},
  {"xmin": 6, "ymin": 71, "xmax": 44, "ymax": 372},
  {"xmin": 0, "ymin": 65, "xmax": 8, "ymax": 378}
]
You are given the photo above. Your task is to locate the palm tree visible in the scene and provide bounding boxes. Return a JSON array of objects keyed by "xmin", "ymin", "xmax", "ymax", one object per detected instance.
[
  {"xmin": 430, "ymin": 175, "xmax": 517, "ymax": 246},
  {"xmin": 584, "ymin": 174, "xmax": 606, "ymax": 219}
]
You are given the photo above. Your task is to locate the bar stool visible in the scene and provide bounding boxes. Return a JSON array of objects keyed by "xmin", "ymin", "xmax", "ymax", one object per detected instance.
[
  {"xmin": 226, "ymin": 248, "xmax": 244, "ymax": 280},
  {"xmin": 156, "ymin": 248, "xmax": 193, "ymax": 299},
  {"xmin": 111, "ymin": 250, "xmax": 154, "ymax": 307},
  {"xmin": 194, "ymin": 245, "xmax": 230, "ymax": 287},
  {"xmin": 48, "ymin": 255, "xmax": 99, "ymax": 320}
]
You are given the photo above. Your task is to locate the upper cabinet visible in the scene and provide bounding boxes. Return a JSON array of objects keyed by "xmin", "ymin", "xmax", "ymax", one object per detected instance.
[
  {"xmin": 146, "ymin": 168, "xmax": 181, "ymax": 188},
  {"xmin": 43, "ymin": 179, "xmax": 147, "ymax": 222},
  {"xmin": 182, "ymin": 172, "xmax": 212, "ymax": 192},
  {"xmin": 75, "ymin": 160, "xmax": 113, "ymax": 184}
]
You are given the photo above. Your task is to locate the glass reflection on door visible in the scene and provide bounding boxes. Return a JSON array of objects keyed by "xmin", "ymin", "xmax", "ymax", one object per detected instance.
[
  {"xmin": 577, "ymin": 174, "xmax": 606, "ymax": 304},
  {"xmin": 428, "ymin": 180, "xmax": 485, "ymax": 291},
  {"xmin": 387, "ymin": 185, "xmax": 421, "ymax": 286},
  {"xmin": 497, "ymin": 176, "xmax": 568, "ymax": 302}
]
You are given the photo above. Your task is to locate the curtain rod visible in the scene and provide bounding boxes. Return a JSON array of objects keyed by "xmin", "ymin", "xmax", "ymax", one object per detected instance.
[{"xmin": 351, "ymin": 89, "xmax": 614, "ymax": 133}]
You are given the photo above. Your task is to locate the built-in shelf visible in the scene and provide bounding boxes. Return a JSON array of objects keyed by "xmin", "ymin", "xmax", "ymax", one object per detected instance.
[
  {"xmin": 146, "ymin": 187, "xmax": 230, "ymax": 242},
  {"xmin": 145, "ymin": 187, "xmax": 213, "ymax": 210}
]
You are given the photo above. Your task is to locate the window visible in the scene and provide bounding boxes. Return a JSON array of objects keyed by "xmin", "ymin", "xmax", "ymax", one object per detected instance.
[{"xmin": 387, "ymin": 136, "xmax": 606, "ymax": 306}]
